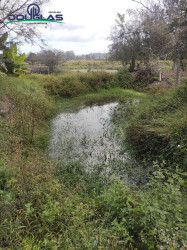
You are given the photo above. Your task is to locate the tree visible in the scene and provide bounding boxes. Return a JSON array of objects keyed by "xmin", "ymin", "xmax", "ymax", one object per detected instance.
[
  {"xmin": 0, "ymin": 32, "xmax": 8, "ymax": 51},
  {"xmin": 110, "ymin": 0, "xmax": 186, "ymax": 82},
  {"xmin": 166, "ymin": 0, "xmax": 187, "ymax": 84},
  {"xmin": 26, "ymin": 52, "xmax": 38, "ymax": 65},
  {"xmin": 109, "ymin": 13, "xmax": 142, "ymax": 72},
  {"xmin": 131, "ymin": 0, "xmax": 187, "ymax": 84},
  {"xmin": 139, "ymin": 6, "xmax": 172, "ymax": 79},
  {"xmin": 65, "ymin": 51, "xmax": 76, "ymax": 60},
  {"xmin": 37, "ymin": 49, "xmax": 65, "ymax": 73}
]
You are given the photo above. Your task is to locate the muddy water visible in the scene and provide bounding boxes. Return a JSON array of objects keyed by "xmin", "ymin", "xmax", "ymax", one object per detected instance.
[
  {"xmin": 49, "ymin": 102, "xmax": 128, "ymax": 165},
  {"xmin": 70, "ymin": 69, "xmax": 118, "ymax": 73}
]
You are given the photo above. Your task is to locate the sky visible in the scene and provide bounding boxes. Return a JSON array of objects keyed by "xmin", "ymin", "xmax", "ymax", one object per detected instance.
[{"xmin": 23, "ymin": 0, "xmax": 138, "ymax": 55}]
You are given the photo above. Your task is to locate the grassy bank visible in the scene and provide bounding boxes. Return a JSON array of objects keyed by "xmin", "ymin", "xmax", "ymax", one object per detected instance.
[
  {"xmin": 28, "ymin": 69, "xmax": 142, "ymax": 98},
  {"xmin": 54, "ymin": 88, "xmax": 146, "ymax": 112},
  {"xmin": 114, "ymin": 85, "xmax": 187, "ymax": 169},
  {"xmin": 0, "ymin": 73, "xmax": 186, "ymax": 249}
]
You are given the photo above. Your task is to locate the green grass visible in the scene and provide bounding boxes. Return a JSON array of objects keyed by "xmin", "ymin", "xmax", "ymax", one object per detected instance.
[
  {"xmin": 27, "ymin": 69, "xmax": 143, "ymax": 98},
  {"xmin": 55, "ymin": 88, "xmax": 147, "ymax": 112},
  {"xmin": 115, "ymin": 84, "xmax": 187, "ymax": 168},
  {"xmin": 0, "ymin": 73, "xmax": 186, "ymax": 249},
  {"xmin": 58, "ymin": 60, "xmax": 123, "ymax": 70}
]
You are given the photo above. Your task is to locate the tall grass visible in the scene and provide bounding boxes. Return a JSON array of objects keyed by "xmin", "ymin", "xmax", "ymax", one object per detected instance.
[
  {"xmin": 28, "ymin": 69, "xmax": 144, "ymax": 98},
  {"xmin": 116, "ymin": 84, "xmax": 187, "ymax": 169},
  {"xmin": 0, "ymin": 74, "xmax": 186, "ymax": 249}
]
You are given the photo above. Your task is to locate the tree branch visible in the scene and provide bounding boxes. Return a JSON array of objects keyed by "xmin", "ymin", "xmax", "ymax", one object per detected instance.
[
  {"xmin": 131, "ymin": 0, "xmax": 154, "ymax": 13},
  {"xmin": 0, "ymin": 0, "xmax": 30, "ymax": 24}
]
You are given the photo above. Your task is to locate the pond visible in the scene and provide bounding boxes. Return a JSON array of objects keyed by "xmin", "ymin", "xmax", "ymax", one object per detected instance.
[
  {"xmin": 65, "ymin": 69, "xmax": 118, "ymax": 73},
  {"xmin": 49, "ymin": 101, "xmax": 151, "ymax": 184},
  {"xmin": 49, "ymin": 102, "xmax": 128, "ymax": 165}
]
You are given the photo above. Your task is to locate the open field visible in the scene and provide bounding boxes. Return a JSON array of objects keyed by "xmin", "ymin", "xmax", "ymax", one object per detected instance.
[{"xmin": 57, "ymin": 60, "xmax": 123, "ymax": 71}]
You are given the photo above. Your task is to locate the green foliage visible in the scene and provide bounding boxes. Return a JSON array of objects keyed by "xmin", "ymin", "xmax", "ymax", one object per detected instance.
[
  {"xmin": 123, "ymin": 84, "xmax": 187, "ymax": 168},
  {"xmin": 0, "ymin": 74, "xmax": 185, "ymax": 249},
  {"xmin": 0, "ymin": 33, "xmax": 8, "ymax": 51},
  {"xmin": 0, "ymin": 164, "xmax": 13, "ymax": 190},
  {"xmin": 97, "ymin": 165, "xmax": 185, "ymax": 249},
  {"xmin": 33, "ymin": 70, "xmax": 145, "ymax": 97},
  {"xmin": 111, "ymin": 68, "xmax": 132, "ymax": 87},
  {"xmin": 77, "ymin": 71, "xmax": 114, "ymax": 89},
  {"xmin": 0, "ymin": 43, "xmax": 28, "ymax": 76},
  {"xmin": 32, "ymin": 72, "xmax": 115, "ymax": 97},
  {"xmin": 55, "ymin": 162, "xmax": 113, "ymax": 196},
  {"xmin": 0, "ymin": 156, "xmax": 185, "ymax": 249},
  {"xmin": 0, "ymin": 75, "xmax": 54, "ymax": 145},
  {"xmin": 111, "ymin": 68, "xmax": 143, "ymax": 89},
  {"xmin": 44, "ymin": 74, "xmax": 89, "ymax": 97}
]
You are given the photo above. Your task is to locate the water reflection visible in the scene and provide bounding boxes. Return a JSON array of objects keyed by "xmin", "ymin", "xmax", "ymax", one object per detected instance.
[
  {"xmin": 49, "ymin": 102, "xmax": 153, "ymax": 185},
  {"xmin": 49, "ymin": 102, "xmax": 127, "ymax": 164}
]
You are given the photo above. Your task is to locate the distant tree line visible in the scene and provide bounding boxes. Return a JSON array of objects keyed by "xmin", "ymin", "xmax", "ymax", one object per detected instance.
[
  {"xmin": 109, "ymin": 0, "xmax": 187, "ymax": 84},
  {"xmin": 26, "ymin": 50, "xmax": 109, "ymax": 73}
]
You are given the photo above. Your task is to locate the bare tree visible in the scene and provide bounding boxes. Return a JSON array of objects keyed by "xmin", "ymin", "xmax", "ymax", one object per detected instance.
[
  {"xmin": 37, "ymin": 49, "xmax": 65, "ymax": 73},
  {"xmin": 131, "ymin": 0, "xmax": 187, "ymax": 84},
  {"xmin": 26, "ymin": 52, "xmax": 38, "ymax": 65}
]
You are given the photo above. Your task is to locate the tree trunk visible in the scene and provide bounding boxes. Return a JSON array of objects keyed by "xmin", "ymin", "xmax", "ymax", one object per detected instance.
[
  {"xmin": 129, "ymin": 58, "xmax": 135, "ymax": 72},
  {"xmin": 172, "ymin": 61, "xmax": 176, "ymax": 70},
  {"xmin": 176, "ymin": 59, "xmax": 180, "ymax": 85},
  {"xmin": 122, "ymin": 61, "xmax": 126, "ymax": 67}
]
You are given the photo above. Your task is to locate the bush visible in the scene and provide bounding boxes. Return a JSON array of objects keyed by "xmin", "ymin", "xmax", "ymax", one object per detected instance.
[
  {"xmin": 124, "ymin": 84, "xmax": 187, "ymax": 168},
  {"xmin": 111, "ymin": 68, "xmax": 144, "ymax": 89},
  {"xmin": 34, "ymin": 72, "xmax": 115, "ymax": 97},
  {"xmin": 0, "ymin": 165, "xmax": 13, "ymax": 190},
  {"xmin": 0, "ymin": 75, "xmax": 54, "ymax": 145},
  {"xmin": 0, "ymin": 74, "xmax": 185, "ymax": 249},
  {"xmin": 27, "ymin": 70, "xmax": 149, "ymax": 98},
  {"xmin": 77, "ymin": 71, "xmax": 114, "ymax": 90},
  {"xmin": 44, "ymin": 75, "xmax": 88, "ymax": 97},
  {"xmin": 111, "ymin": 68, "xmax": 133, "ymax": 88},
  {"xmin": 133, "ymin": 67, "xmax": 158, "ymax": 84},
  {"xmin": 97, "ymin": 166, "xmax": 185, "ymax": 249}
]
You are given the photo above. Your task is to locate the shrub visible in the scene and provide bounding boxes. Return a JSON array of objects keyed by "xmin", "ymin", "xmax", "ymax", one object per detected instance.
[
  {"xmin": 0, "ymin": 76, "xmax": 54, "ymax": 145},
  {"xmin": 0, "ymin": 43, "xmax": 28, "ymax": 76},
  {"xmin": 111, "ymin": 68, "xmax": 138, "ymax": 89},
  {"xmin": 97, "ymin": 166, "xmax": 185, "ymax": 249},
  {"xmin": 44, "ymin": 75, "xmax": 88, "ymax": 97},
  {"xmin": 0, "ymin": 74, "xmax": 185, "ymax": 249},
  {"xmin": 77, "ymin": 72, "xmax": 114, "ymax": 90},
  {"xmin": 35, "ymin": 72, "xmax": 114, "ymax": 97},
  {"xmin": 133, "ymin": 67, "xmax": 158, "ymax": 84},
  {"xmin": 29, "ymin": 65, "xmax": 49, "ymax": 74},
  {"xmin": 123, "ymin": 84, "xmax": 187, "ymax": 168},
  {"xmin": 0, "ymin": 165, "xmax": 13, "ymax": 190}
]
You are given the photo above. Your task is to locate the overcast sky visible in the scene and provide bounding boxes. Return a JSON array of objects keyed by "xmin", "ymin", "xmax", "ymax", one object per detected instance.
[{"xmin": 23, "ymin": 0, "xmax": 138, "ymax": 55}]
